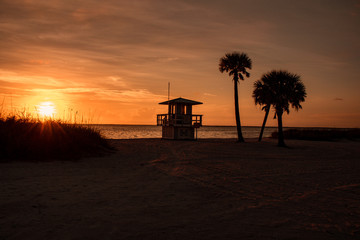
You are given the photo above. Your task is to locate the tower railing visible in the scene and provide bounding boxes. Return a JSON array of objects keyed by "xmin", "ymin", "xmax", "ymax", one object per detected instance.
[{"xmin": 157, "ymin": 114, "xmax": 202, "ymax": 127}]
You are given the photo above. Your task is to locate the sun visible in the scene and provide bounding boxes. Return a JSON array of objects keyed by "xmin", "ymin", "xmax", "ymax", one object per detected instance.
[{"xmin": 37, "ymin": 101, "xmax": 56, "ymax": 118}]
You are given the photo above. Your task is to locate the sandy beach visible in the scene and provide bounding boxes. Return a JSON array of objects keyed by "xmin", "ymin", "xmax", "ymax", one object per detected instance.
[{"xmin": 1, "ymin": 138, "xmax": 359, "ymax": 239}]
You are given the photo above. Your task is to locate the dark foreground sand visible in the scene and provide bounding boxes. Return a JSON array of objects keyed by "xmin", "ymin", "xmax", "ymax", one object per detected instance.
[{"xmin": 1, "ymin": 138, "xmax": 360, "ymax": 239}]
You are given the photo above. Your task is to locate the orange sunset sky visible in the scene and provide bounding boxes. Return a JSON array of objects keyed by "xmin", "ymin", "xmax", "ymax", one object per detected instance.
[{"xmin": 1, "ymin": 0, "xmax": 360, "ymax": 127}]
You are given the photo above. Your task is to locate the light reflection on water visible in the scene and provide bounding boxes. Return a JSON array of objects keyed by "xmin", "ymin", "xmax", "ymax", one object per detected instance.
[{"xmin": 93, "ymin": 125, "xmax": 278, "ymax": 139}]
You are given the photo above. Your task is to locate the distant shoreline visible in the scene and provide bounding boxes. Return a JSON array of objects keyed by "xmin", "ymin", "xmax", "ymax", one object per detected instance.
[
  {"xmin": 89, "ymin": 124, "xmax": 359, "ymax": 129},
  {"xmin": 96, "ymin": 125, "xmax": 360, "ymax": 141}
]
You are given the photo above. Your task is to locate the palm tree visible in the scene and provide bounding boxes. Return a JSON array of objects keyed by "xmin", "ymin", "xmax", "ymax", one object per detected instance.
[
  {"xmin": 219, "ymin": 52, "xmax": 252, "ymax": 142},
  {"xmin": 252, "ymin": 80, "xmax": 272, "ymax": 142},
  {"xmin": 257, "ymin": 70, "xmax": 307, "ymax": 147}
]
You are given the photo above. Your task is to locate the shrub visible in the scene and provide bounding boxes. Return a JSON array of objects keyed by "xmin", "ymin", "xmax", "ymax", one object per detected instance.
[
  {"xmin": 0, "ymin": 116, "xmax": 112, "ymax": 161},
  {"xmin": 271, "ymin": 128, "xmax": 360, "ymax": 141}
]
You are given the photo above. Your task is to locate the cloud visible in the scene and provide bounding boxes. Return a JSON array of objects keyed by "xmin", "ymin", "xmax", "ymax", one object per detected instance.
[
  {"xmin": 0, "ymin": 70, "xmax": 64, "ymax": 87},
  {"xmin": 204, "ymin": 93, "xmax": 216, "ymax": 97},
  {"xmin": 29, "ymin": 86, "xmax": 165, "ymax": 103},
  {"xmin": 334, "ymin": 98, "xmax": 344, "ymax": 101},
  {"xmin": 1, "ymin": 0, "xmax": 360, "ymax": 126}
]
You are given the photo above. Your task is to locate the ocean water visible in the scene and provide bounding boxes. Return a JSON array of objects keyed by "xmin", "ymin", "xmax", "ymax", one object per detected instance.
[{"xmin": 94, "ymin": 125, "xmax": 279, "ymax": 139}]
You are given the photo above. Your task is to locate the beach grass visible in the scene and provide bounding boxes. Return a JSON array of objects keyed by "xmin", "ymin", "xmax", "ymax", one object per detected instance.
[
  {"xmin": 0, "ymin": 115, "xmax": 111, "ymax": 161},
  {"xmin": 271, "ymin": 128, "xmax": 360, "ymax": 141}
]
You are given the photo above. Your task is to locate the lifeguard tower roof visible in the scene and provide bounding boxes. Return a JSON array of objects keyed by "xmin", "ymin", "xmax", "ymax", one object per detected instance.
[{"xmin": 159, "ymin": 97, "xmax": 203, "ymax": 105}]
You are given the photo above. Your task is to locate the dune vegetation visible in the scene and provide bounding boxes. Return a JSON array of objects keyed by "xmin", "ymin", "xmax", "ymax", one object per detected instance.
[
  {"xmin": 271, "ymin": 128, "xmax": 360, "ymax": 141},
  {"xmin": 0, "ymin": 114, "xmax": 111, "ymax": 161}
]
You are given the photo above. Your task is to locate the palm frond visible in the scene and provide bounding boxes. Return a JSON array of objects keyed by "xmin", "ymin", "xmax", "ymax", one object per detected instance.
[
  {"xmin": 253, "ymin": 69, "xmax": 307, "ymax": 115},
  {"xmin": 219, "ymin": 52, "xmax": 252, "ymax": 82}
]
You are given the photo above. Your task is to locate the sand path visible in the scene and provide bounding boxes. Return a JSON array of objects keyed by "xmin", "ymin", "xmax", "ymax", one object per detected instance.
[{"xmin": 1, "ymin": 138, "xmax": 359, "ymax": 239}]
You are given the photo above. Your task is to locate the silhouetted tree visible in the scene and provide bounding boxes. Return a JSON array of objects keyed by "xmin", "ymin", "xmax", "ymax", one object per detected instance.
[
  {"xmin": 258, "ymin": 70, "xmax": 307, "ymax": 147},
  {"xmin": 219, "ymin": 52, "xmax": 252, "ymax": 142},
  {"xmin": 253, "ymin": 80, "xmax": 272, "ymax": 142}
]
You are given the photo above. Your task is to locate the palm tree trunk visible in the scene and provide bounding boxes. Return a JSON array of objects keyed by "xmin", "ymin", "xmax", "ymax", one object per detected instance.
[
  {"xmin": 258, "ymin": 105, "xmax": 270, "ymax": 142},
  {"xmin": 276, "ymin": 110, "xmax": 286, "ymax": 147},
  {"xmin": 234, "ymin": 79, "xmax": 244, "ymax": 142}
]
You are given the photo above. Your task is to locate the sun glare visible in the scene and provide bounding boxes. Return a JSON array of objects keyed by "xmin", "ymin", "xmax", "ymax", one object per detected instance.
[{"xmin": 37, "ymin": 101, "xmax": 56, "ymax": 118}]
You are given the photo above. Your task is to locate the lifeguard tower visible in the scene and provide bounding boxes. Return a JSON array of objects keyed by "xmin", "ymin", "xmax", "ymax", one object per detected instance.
[{"xmin": 157, "ymin": 97, "xmax": 203, "ymax": 140}]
